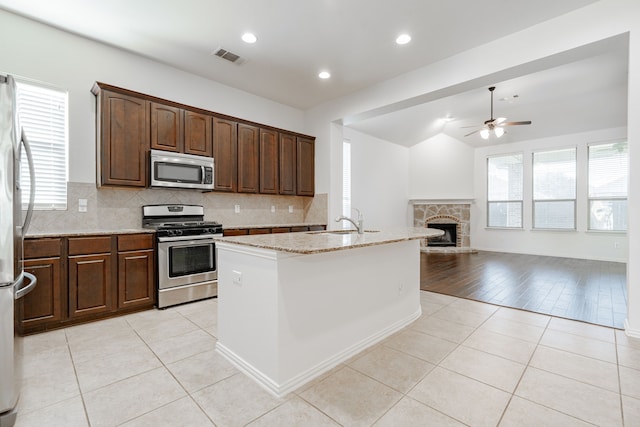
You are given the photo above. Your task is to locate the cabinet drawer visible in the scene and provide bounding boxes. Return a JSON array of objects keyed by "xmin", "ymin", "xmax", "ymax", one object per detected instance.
[
  {"xmin": 223, "ymin": 229, "xmax": 249, "ymax": 236},
  {"xmin": 24, "ymin": 238, "xmax": 62, "ymax": 259},
  {"xmin": 248, "ymin": 228, "xmax": 271, "ymax": 235},
  {"xmin": 68, "ymin": 236, "xmax": 112, "ymax": 255},
  {"xmin": 118, "ymin": 233, "xmax": 154, "ymax": 252},
  {"xmin": 271, "ymin": 227, "xmax": 290, "ymax": 233}
]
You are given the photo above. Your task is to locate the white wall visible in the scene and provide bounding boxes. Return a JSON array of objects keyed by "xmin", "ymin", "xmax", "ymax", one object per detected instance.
[
  {"xmin": 472, "ymin": 127, "xmax": 627, "ymax": 262},
  {"xmin": 343, "ymin": 128, "xmax": 409, "ymax": 228},
  {"xmin": 408, "ymin": 133, "xmax": 475, "ymax": 199},
  {"xmin": 0, "ymin": 10, "xmax": 305, "ymax": 184}
]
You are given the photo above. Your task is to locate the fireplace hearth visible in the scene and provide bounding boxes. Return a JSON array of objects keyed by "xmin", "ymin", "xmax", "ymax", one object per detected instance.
[{"xmin": 427, "ymin": 223, "xmax": 457, "ymax": 247}]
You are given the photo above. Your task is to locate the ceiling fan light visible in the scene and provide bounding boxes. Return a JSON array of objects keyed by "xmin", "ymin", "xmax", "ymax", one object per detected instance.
[
  {"xmin": 494, "ymin": 127, "xmax": 505, "ymax": 138},
  {"xmin": 480, "ymin": 129, "xmax": 490, "ymax": 139}
]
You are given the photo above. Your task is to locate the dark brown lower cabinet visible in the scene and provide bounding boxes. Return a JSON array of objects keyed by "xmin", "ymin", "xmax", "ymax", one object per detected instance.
[
  {"xmin": 117, "ymin": 234, "xmax": 155, "ymax": 309},
  {"xmin": 21, "ymin": 257, "xmax": 62, "ymax": 331},
  {"xmin": 68, "ymin": 252, "xmax": 114, "ymax": 319},
  {"xmin": 19, "ymin": 238, "xmax": 64, "ymax": 333},
  {"xmin": 20, "ymin": 233, "xmax": 155, "ymax": 334}
]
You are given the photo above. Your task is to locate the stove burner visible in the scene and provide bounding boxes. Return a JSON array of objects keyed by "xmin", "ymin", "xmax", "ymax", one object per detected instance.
[{"xmin": 142, "ymin": 204, "xmax": 223, "ymax": 238}]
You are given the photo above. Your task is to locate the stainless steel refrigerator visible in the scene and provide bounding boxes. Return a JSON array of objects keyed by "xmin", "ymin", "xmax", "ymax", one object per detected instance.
[{"xmin": 0, "ymin": 75, "xmax": 37, "ymax": 427}]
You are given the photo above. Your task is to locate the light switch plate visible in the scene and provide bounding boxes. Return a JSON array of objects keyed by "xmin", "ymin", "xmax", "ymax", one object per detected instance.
[
  {"xmin": 78, "ymin": 198, "xmax": 87, "ymax": 213},
  {"xmin": 232, "ymin": 270, "xmax": 242, "ymax": 285}
]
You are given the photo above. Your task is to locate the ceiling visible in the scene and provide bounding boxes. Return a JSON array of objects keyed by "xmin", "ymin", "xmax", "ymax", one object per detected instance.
[{"xmin": 0, "ymin": 0, "xmax": 627, "ymax": 147}]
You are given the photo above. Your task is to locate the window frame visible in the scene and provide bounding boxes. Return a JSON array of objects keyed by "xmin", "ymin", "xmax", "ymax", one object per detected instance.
[
  {"xmin": 15, "ymin": 76, "xmax": 69, "ymax": 210},
  {"xmin": 587, "ymin": 140, "xmax": 628, "ymax": 232},
  {"xmin": 486, "ymin": 152, "xmax": 524, "ymax": 229},
  {"xmin": 531, "ymin": 146, "xmax": 577, "ymax": 231}
]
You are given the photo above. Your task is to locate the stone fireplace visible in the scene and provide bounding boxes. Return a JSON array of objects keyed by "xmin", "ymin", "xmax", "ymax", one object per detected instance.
[{"xmin": 411, "ymin": 199, "xmax": 475, "ymax": 253}]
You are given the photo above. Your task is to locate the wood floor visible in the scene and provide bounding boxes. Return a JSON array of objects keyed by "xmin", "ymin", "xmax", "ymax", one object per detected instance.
[{"xmin": 420, "ymin": 251, "xmax": 627, "ymax": 329}]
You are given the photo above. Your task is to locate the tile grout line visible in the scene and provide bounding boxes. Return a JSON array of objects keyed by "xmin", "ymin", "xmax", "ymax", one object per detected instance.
[
  {"xmin": 63, "ymin": 329, "xmax": 93, "ymax": 427},
  {"xmin": 494, "ymin": 310, "xmax": 551, "ymax": 426},
  {"xmin": 615, "ymin": 330, "xmax": 626, "ymax": 427}
]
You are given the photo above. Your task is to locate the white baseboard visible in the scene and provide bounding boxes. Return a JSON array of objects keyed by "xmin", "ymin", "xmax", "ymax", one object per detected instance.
[
  {"xmin": 215, "ymin": 307, "xmax": 422, "ymax": 398},
  {"xmin": 624, "ymin": 319, "xmax": 640, "ymax": 338}
]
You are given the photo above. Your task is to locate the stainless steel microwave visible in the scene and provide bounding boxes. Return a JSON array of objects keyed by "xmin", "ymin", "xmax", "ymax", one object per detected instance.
[{"xmin": 150, "ymin": 149, "xmax": 214, "ymax": 190}]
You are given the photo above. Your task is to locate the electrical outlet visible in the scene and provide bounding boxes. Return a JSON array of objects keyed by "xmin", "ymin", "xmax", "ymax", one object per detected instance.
[
  {"xmin": 234, "ymin": 204, "xmax": 240, "ymax": 214},
  {"xmin": 288, "ymin": 205, "xmax": 293, "ymax": 213},
  {"xmin": 78, "ymin": 199, "xmax": 87, "ymax": 213},
  {"xmin": 271, "ymin": 205, "xmax": 275, "ymax": 213},
  {"xmin": 398, "ymin": 283, "xmax": 404, "ymax": 295},
  {"xmin": 614, "ymin": 242, "xmax": 620, "ymax": 249}
]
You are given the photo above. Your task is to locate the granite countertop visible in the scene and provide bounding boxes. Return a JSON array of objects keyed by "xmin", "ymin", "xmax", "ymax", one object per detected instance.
[
  {"xmin": 223, "ymin": 223, "xmax": 326, "ymax": 230},
  {"xmin": 215, "ymin": 227, "xmax": 444, "ymax": 255},
  {"xmin": 26, "ymin": 228, "xmax": 154, "ymax": 238}
]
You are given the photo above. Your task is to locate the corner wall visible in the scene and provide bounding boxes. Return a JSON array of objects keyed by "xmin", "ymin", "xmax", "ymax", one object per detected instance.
[{"xmin": 344, "ymin": 128, "xmax": 409, "ymax": 228}]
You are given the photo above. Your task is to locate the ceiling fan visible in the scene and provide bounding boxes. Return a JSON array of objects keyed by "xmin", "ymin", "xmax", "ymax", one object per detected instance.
[{"xmin": 464, "ymin": 86, "xmax": 531, "ymax": 139}]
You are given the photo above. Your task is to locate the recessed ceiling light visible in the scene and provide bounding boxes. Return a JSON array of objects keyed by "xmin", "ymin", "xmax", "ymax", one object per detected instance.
[
  {"xmin": 242, "ymin": 33, "xmax": 257, "ymax": 43},
  {"xmin": 318, "ymin": 71, "xmax": 331, "ymax": 79},
  {"xmin": 396, "ymin": 34, "xmax": 411, "ymax": 45}
]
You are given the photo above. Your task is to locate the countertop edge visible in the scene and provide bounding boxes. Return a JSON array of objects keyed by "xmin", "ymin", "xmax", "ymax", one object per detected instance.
[
  {"xmin": 26, "ymin": 229, "xmax": 155, "ymax": 238},
  {"xmin": 215, "ymin": 227, "xmax": 443, "ymax": 255}
]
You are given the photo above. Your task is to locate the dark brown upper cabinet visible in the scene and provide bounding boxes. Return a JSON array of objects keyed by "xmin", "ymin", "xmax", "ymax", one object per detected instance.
[
  {"xmin": 96, "ymin": 89, "xmax": 150, "ymax": 187},
  {"xmin": 279, "ymin": 133, "xmax": 297, "ymax": 195},
  {"xmin": 237, "ymin": 123, "xmax": 260, "ymax": 193},
  {"xmin": 184, "ymin": 110, "xmax": 212, "ymax": 157},
  {"xmin": 150, "ymin": 102, "xmax": 183, "ymax": 152},
  {"xmin": 213, "ymin": 117, "xmax": 238, "ymax": 192},
  {"xmin": 259, "ymin": 129, "xmax": 279, "ymax": 194},
  {"xmin": 93, "ymin": 82, "xmax": 314, "ymax": 193},
  {"xmin": 296, "ymin": 137, "xmax": 315, "ymax": 196}
]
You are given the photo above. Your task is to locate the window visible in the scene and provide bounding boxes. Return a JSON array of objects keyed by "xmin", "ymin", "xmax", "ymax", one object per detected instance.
[
  {"xmin": 533, "ymin": 148, "xmax": 576, "ymax": 229},
  {"xmin": 342, "ymin": 140, "xmax": 351, "ymax": 227},
  {"xmin": 487, "ymin": 153, "xmax": 523, "ymax": 228},
  {"xmin": 588, "ymin": 141, "xmax": 628, "ymax": 231},
  {"xmin": 16, "ymin": 78, "xmax": 68, "ymax": 210}
]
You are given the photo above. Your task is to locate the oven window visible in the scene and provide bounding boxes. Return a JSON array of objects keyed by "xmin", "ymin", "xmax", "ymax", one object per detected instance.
[
  {"xmin": 169, "ymin": 243, "xmax": 216, "ymax": 276},
  {"xmin": 156, "ymin": 162, "xmax": 202, "ymax": 184}
]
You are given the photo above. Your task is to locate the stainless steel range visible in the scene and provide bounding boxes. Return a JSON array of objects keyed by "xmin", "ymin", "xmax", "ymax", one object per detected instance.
[{"xmin": 143, "ymin": 204, "xmax": 222, "ymax": 308}]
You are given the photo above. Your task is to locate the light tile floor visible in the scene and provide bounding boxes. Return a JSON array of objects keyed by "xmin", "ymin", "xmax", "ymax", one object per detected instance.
[{"xmin": 15, "ymin": 291, "xmax": 640, "ymax": 426}]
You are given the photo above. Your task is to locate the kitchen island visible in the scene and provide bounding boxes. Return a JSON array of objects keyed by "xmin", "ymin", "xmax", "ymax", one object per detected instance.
[{"xmin": 215, "ymin": 227, "xmax": 443, "ymax": 397}]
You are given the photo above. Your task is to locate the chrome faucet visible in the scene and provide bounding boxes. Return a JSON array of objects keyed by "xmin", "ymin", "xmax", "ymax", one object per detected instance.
[{"xmin": 335, "ymin": 208, "xmax": 364, "ymax": 234}]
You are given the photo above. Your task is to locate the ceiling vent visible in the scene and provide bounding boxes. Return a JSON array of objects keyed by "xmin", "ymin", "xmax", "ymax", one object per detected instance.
[{"xmin": 212, "ymin": 48, "xmax": 245, "ymax": 65}]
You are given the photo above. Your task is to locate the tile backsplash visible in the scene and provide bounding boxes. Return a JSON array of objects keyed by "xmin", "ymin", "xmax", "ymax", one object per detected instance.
[{"xmin": 27, "ymin": 182, "xmax": 328, "ymax": 234}]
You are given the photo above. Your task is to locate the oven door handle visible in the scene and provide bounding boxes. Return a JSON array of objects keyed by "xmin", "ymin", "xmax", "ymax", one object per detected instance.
[{"xmin": 157, "ymin": 234, "xmax": 222, "ymax": 243}]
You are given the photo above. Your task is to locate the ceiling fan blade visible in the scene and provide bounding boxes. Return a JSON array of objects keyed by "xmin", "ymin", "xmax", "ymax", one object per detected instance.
[
  {"xmin": 464, "ymin": 129, "xmax": 481, "ymax": 137},
  {"xmin": 499, "ymin": 120, "xmax": 532, "ymax": 126},
  {"xmin": 494, "ymin": 117, "xmax": 507, "ymax": 125}
]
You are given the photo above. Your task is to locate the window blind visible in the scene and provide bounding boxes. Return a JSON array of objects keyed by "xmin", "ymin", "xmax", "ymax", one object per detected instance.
[
  {"xmin": 16, "ymin": 80, "xmax": 68, "ymax": 210},
  {"xmin": 533, "ymin": 148, "xmax": 576, "ymax": 229},
  {"xmin": 588, "ymin": 141, "xmax": 628, "ymax": 231},
  {"xmin": 487, "ymin": 153, "xmax": 523, "ymax": 228}
]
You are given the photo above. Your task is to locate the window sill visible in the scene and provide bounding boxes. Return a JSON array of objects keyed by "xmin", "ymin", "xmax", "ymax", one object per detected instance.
[
  {"xmin": 484, "ymin": 227, "xmax": 524, "ymax": 231},
  {"xmin": 585, "ymin": 229, "xmax": 627, "ymax": 235}
]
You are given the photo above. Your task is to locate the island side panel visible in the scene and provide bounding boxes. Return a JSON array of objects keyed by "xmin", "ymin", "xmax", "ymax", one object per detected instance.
[
  {"xmin": 216, "ymin": 239, "xmax": 421, "ymax": 397},
  {"xmin": 216, "ymin": 243, "xmax": 282, "ymax": 384},
  {"xmin": 276, "ymin": 239, "xmax": 421, "ymax": 388}
]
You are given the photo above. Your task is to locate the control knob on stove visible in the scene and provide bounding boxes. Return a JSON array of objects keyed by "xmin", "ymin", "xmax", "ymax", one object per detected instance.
[
  {"xmin": 167, "ymin": 229, "xmax": 183, "ymax": 237},
  {"xmin": 205, "ymin": 228, "xmax": 217, "ymax": 234}
]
